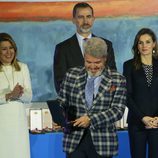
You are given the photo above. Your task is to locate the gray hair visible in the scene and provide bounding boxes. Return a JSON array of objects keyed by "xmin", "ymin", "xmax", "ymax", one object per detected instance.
[{"xmin": 83, "ymin": 37, "xmax": 108, "ymax": 58}]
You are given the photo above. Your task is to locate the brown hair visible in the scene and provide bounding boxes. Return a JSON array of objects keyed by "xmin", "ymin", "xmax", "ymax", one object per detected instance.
[
  {"xmin": 72, "ymin": 2, "xmax": 94, "ymax": 18},
  {"xmin": 132, "ymin": 28, "xmax": 158, "ymax": 69}
]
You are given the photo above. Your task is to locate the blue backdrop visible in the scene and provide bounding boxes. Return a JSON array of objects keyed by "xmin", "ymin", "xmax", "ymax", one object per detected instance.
[{"xmin": 1, "ymin": 16, "xmax": 158, "ymax": 101}]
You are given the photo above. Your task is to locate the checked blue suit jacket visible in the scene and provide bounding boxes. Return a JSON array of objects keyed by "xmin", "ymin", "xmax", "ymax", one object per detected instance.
[{"xmin": 58, "ymin": 66, "xmax": 126, "ymax": 157}]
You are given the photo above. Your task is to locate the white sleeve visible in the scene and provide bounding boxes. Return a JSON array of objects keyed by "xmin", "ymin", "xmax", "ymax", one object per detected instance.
[
  {"xmin": 0, "ymin": 93, "xmax": 7, "ymax": 104},
  {"xmin": 19, "ymin": 64, "xmax": 32, "ymax": 103},
  {"xmin": 0, "ymin": 79, "xmax": 10, "ymax": 105}
]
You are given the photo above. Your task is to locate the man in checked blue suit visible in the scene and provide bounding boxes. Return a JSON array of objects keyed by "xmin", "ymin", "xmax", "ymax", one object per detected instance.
[{"xmin": 53, "ymin": 37, "xmax": 126, "ymax": 158}]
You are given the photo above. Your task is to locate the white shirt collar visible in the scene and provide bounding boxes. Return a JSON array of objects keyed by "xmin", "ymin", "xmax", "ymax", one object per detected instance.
[
  {"xmin": 76, "ymin": 33, "xmax": 92, "ymax": 56},
  {"xmin": 76, "ymin": 32, "xmax": 92, "ymax": 41}
]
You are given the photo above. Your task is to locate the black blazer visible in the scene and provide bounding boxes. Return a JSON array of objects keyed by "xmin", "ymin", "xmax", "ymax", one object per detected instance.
[
  {"xmin": 123, "ymin": 58, "xmax": 158, "ymax": 125},
  {"xmin": 54, "ymin": 34, "xmax": 116, "ymax": 91}
]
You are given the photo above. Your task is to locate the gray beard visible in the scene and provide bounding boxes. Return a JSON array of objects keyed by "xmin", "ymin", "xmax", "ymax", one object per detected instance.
[
  {"xmin": 80, "ymin": 27, "xmax": 91, "ymax": 34},
  {"xmin": 87, "ymin": 69, "xmax": 103, "ymax": 77}
]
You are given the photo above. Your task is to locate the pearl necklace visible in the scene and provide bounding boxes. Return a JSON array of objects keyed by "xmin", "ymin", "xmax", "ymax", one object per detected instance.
[{"xmin": 2, "ymin": 65, "xmax": 14, "ymax": 90}]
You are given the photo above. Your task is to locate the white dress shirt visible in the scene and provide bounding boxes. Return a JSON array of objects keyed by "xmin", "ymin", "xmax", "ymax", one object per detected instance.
[{"xmin": 76, "ymin": 32, "xmax": 92, "ymax": 56}]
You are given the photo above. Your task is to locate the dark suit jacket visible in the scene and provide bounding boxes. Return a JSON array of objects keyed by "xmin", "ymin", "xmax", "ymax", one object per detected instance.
[
  {"xmin": 54, "ymin": 34, "xmax": 116, "ymax": 91},
  {"xmin": 59, "ymin": 66, "xmax": 126, "ymax": 156},
  {"xmin": 123, "ymin": 58, "xmax": 158, "ymax": 125}
]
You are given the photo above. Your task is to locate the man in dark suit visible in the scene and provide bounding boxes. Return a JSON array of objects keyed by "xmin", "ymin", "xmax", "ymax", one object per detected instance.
[
  {"xmin": 54, "ymin": 2, "xmax": 116, "ymax": 92},
  {"xmin": 53, "ymin": 37, "xmax": 126, "ymax": 158}
]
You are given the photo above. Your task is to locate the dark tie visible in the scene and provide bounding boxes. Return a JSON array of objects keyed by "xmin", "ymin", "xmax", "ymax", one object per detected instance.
[
  {"xmin": 83, "ymin": 38, "xmax": 88, "ymax": 41},
  {"xmin": 83, "ymin": 38, "xmax": 88, "ymax": 54},
  {"xmin": 85, "ymin": 77, "xmax": 96, "ymax": 107}
]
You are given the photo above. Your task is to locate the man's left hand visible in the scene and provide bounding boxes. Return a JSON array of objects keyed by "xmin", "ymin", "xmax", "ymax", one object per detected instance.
[{"xmin": 73, "ymin": 115, "xmax": 91, "ymax": 128}]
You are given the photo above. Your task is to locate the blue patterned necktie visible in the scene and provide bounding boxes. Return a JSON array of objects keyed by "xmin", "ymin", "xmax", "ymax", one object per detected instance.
[{"xmin": 85, "ymin": 77, "xmax": 96, "ymax": 107}]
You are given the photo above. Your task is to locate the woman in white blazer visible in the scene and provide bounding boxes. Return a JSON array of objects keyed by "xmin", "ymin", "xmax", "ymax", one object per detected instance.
[{"xmin": 0, "ymin": 33, "xmax": 32, "ymax": 158}]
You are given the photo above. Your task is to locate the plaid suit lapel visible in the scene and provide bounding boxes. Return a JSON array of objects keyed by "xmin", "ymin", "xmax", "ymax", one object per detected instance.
[
  {"xmin": 76, "ymin": 68, "xmax": 87, "ymax": 105},
  {"xmin": 93, "ymin": 68, "xmax": 112, "ymax": 106}
]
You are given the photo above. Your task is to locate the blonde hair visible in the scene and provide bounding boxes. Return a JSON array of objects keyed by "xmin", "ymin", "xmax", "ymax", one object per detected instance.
[{"xmin": 0, "ymin": 33, "xmax": 20, "ymax": 71}]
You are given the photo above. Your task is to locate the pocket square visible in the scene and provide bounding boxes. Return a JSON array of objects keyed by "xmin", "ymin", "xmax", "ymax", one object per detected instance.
[{"xmin": 109, "ymin": 85, "xmax": 116, "ymax": 92}]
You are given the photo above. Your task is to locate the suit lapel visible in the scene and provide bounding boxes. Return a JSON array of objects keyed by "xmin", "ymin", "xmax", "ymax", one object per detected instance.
[
  {"xmin": 69, "ymin": 34, "xmax": 96, "ymax": 62},
  {"xmin": 70, "ymin": 34, "xmax": 84, "ymax": 61},
  {"xmin": 134, "ymin": 66, "xmax": 148, "ymax": 87},
  {"xmin": 151, "ymin": 58, "xmax": 158, "ymax": 89},
  {"xmin": 69, "ymin": 34, "xmax": 97, "ymax": 63},
  {"xmin": 76, "ymin": 68, "xmax": 113, "ymax": 110},
  {"xmin": 75, "ymin": 67, "xmax": 87, "ymax": 106},
  {"xmin": 133, "ymin": 58, "xmax": 158, "ymax": 89},
  {"xmin": 93, "ymin": 69, "xmax": 112, "ymax": 106}
]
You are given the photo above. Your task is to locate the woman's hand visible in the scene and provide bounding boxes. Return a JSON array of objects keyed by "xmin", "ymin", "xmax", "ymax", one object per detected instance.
[
  {"xmin": 142, "ymin": 116, "xmax": 153, "ymax": 128},
  {"xmin": 5, "ymin": 83, "xmax": 24, "ymax": 101},
  {"xmin": 150, "ymin": 117, "xmax": 158, "ymax": 128},
  {"xmin": 142, "ymin": 116, "xmax": 158, "ymax": 129},
  {"xmin": 11, "ymin": 83, "xmax": 24, "ymax": 99}
]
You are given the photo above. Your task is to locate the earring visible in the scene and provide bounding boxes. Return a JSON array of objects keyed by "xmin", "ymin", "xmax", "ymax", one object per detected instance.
[{"xmin": 153, "ymin": 49, "xmax": 155, "ymax": 54}]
